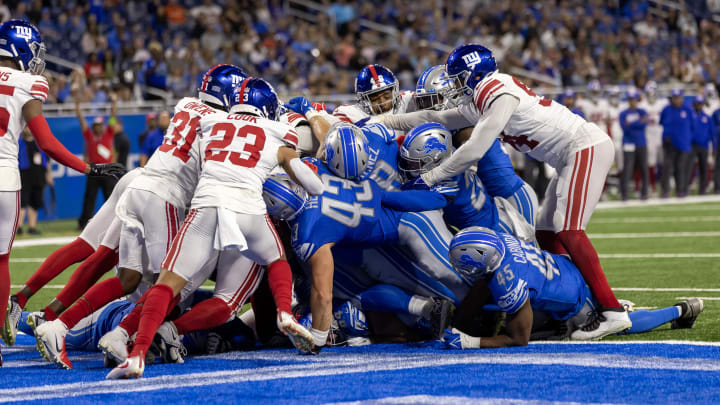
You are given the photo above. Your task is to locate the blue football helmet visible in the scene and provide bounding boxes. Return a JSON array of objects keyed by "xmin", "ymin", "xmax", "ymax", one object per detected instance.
[
  {"xmin": 262, "ymin": 173, "xmax": 308, "ymax": 221},
  {"xmin": 230, "ymin": 77, "xmax": 281, "ymax": 120},
  {"xmin": 415, "ymin": 65, "xmax": 455, "ymax": 110},
  {"xmin": 324, "ymin": 124, "xmax": 370, "ymax": 181},
  {"xmin": 355, "ymin": 64, "xmax": 400, "ymax": 115},
  {"xmin": 198, "ymin": 64, "xmax": 247, "ymax": 111},
  {"xmin": 399, "ymin": 122, "xmax": 452, "ymax": 180},
  {"xmin": 449, "ymin": 227, "xmax": 506, "ymax": 281},
  {"xmin": 445, "ymin": 44, "xmax": 497, "ymax": 105},
  {"xmin": 0, "ymin": 20, "xmax": 46, "ymax": 75}
]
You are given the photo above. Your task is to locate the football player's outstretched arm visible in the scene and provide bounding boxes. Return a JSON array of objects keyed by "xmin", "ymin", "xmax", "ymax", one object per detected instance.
[
  {"xmin": 480, "ymin": 299, "xmax": 532, "ymax": 348},
  {"xmin": 309, "ymin": 243, "xmax": 335, "ymax": 344},
  {"xmin": 285, "ymin": 97, "xmax": 338, "ymax": 147},
  {"xmin": 421, "ymin": 94, "xmax": 519, "ymax": 186},
  {"xmin": 278, "ymin": 146, "xmax": 324, "ymax": 195},
  {"xmin": 74, "ymin": 98, "xmax": 89, "ymax": 133},
  {"xmin": 376, "ymin": 107, "xmax": 475, "ymax": 131},
  {"xmin": 24, "ymin": 98, "xmax": 90, "ymax": 174}
]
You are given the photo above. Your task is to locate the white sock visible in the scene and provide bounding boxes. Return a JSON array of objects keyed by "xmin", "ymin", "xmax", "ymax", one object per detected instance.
[
  {"xmin": 408, "ymin": 296, "xmax": 433, "ymax": 319},
  {"xmin": 310, "ymin": 328, "xmax": 329, "ymax": 346}
]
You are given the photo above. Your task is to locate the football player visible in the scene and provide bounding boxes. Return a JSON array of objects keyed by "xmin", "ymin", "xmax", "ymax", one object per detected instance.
[
  {"xmin": 34, "ymin": 65, "xmax": 246, "ymax": 369},
  {"xmin": 443, "ymin": 227, "xmax": 704, "ymax": 348},
  {"xmin": 107, "ymin": 78, "xmax": 324, "ymax": 378},
  {"xmin": 375, "ymin": 44, "xmax": 631, "ymax": 340},
  {"xmin": 0, "ymin": 20, "xmax": 124, "ymax": 365}
]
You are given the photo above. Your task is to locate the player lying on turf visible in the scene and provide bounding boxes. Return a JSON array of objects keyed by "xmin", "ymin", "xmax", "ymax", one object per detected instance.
[
  {"xmin": 0, "ymin": 20, "xmax": 125, "ymax": 366},
  {"xmin": 441, "ymin": 227, "xmax": 704, "ymax": 348},
  {"xmin": 375, "ymin": 43, "xmax": 631, "ymax": 340}
]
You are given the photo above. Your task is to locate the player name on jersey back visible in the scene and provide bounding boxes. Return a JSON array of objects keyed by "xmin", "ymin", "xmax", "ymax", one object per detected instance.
[
  {"xmin": 461, "ymin": 72, "xmax": 605, "ymax": 168},
  {"xmin": 129, "ymin": 97, "xmax": 216, "ymax": 209},
  {"xmin": 191, "ymin": 111, "xmax": 298, "ymax": 214}
]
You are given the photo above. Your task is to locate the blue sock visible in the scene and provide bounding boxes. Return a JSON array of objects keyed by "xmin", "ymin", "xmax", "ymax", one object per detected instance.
[
  {"xmin": 358, "ymin": 284, "xmax": 414, "ymax": 316},
  {"xmin": 626, "ymin": 306, "xmax": 680, "ymax": 334}
]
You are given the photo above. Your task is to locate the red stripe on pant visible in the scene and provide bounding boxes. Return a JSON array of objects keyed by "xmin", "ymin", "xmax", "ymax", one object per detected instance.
[
  {"xmin": 163, "ymin": 209, "xmax": 196, "ymax": 271},
  {"xmin": 570, "ymin": 148, "xmax": 593, "ymax": 230},
  {"xmin": 229, "ymin": 263, "xmax": 263, "ymax": 311},
  {"xmin": 576, "ymin": 146, "xmax": 595, "ymax": 229},
  {"xmin": 264, "ymin": 215, "xmax": 284, "ymax": 258},
  {"xmin": 564, "ymin": 148, "xmax": 590, "ymax": 230},
  {"xmin": 563, "ymin": 151, "xmax": 582, "ymax": 230}
]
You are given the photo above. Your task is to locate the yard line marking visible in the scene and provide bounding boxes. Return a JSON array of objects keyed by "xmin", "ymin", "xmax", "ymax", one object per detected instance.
[
  {"xmin": 528, "ymin": 340, "xmax": 720, "ymax": 346},
  {"xmin": 327, "ymin": 395, "xmax": 614, "ymax": 405},
  {"xmin": 3, "ymin": 351, "xmax": 720, "ymax": 402},
  {"xmin": 13, "ymin": 236, "xmax": 75, "ymax": 248},
  {"xmin": 596, "ymin": 195, "xmax": 720, "ymax": 209},
  {"xmin": 589, "ymin": 231, "xmax": 720, "ymax": 239},
  {"xmin": 613, "ymin": 288, "xmax": 720, "ymax": 292},
  {"xmin": 599, "ymin": 253, "xmax": 720, "ymax": 258},
  {"xmin": 675, "ymin": 297, "xmax": 720, "ymax": 301},
  {"xmin": 9, "ymin": 258, "xmax": 46, "ymax": 263},
  {"xmin": 592, "ymin": 216, "xmax": 720, "ymax": 223}
]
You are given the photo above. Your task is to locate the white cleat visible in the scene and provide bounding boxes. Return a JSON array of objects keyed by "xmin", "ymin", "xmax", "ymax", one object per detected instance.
[
  {"xmin": 106, "ymin": 353, "xmax": 145, "ymax": 379},
  {"xmin": 34, "ymin": 319, "xmax": 72, "ymax": 369},
  {"xmin": 98, "ymin": 326, "xmax": 130, "ymax": 365},
  {"xmin": 571, "ymin": 309, "xmax": 632, "ymax": 341},
  {"xmin": 155, "ymin": 321, "xmax": 186, "ymax": 363},
  {"xmin": 277, "ymin": 311, "xmax": 314, "ymax": 353},
  {"xmin": 2, "ymin": 295, "xmax": 22, "ymax": 346}
]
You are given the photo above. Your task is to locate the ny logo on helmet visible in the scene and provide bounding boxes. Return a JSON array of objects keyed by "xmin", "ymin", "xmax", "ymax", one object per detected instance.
[
  {"xmin": 230, "ymin": 75, "xmax": 242, "ymax": 86},
  {"xmin": 14, "ymin": 26, "xmax": 33, "ymax": 41},
  {"xmin": 462, "ymin": 52, "xmax": 482, "ymax": 70}
]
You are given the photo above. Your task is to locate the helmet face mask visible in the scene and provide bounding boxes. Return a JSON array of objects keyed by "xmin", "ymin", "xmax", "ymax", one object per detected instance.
[
  {"xmin": 415, "ymin": 65, "xmax": 454, "ymax": 111},
  {"xmin": 399, "ymin": 122, "xmax": 452, "ymax": 180},
  {"xmin": 355, "ymin": 64, "xmax": 399, "ymax": 115},
  {"xmin": 364, "ymin": 87, "xmax": 397, "ymax": 115}
]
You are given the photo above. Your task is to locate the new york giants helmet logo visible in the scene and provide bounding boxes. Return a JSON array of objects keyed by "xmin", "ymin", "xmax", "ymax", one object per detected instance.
[
  {"xmin": 462, "ymin": 51, "xmax": 482, "ymax": 70},
  {"xmin": 14, "ymin": 26, "xmax": 33, "ymax": 41}
]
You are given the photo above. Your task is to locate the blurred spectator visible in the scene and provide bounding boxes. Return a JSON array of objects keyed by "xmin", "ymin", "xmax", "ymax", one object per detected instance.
[
  {"xmin": 18, "ymin": 129, "xmax": 50, "ymax": 235},
  {"xmin": 559, "ymin": 89, "xmax": 585, "ymax": 118},
  {"xmin": 113, "ymin": 120, "xmax": 130, "ymax": 170},
  {"xmin": 691, "ymin": 96, "xmax": 714, "ymax": 194},
  {"xmin": 619, "ymin": 90, "xmax": 649, "ymax": 200},
  {"xmin": 165, "ymin": 0, "xmax": 186, "ymax": 26},
  {"xmin": 638, "ymin": 82, "xmax": 666, "ymax": 194},
  {"xmin": 660, "ymin": 89, "xmax": 695, "ymax": 197},
  {"xmin": 140, "ymin": 111, "xmax": 170, "ymax": 167},
  {"xmin": 83, "ymin": 52, "xmax": 104, "ymax": 80},
  {"xmin": 75, "ymin": 95, "xmax": 118, "ymax": 229},
  {"xmin": 138, "ymin": 113, "xmax": 158, "ymax": 148},
  {"xmin": 143, "ymin": 41, "xmax": 168, "ymax": 99}
]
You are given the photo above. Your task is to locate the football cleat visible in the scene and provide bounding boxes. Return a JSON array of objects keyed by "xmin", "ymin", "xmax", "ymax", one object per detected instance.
[
  {"xmin": 34, "ymin": 319, "xmax": 72, "ymax": 369},
  {"xmin": 26, "ymin": 311, "xmax": 46, "ymax": 336},
  {"xmin": 2, "ymin": 295, "xmax": 21, "ymax": 346},
  {"xmin": 277, "ymin": 311, "xmax": 314, "ymax": 353},
  {"xmin": 155, "ymin": 321, "xmax": 186, "ymax": 363},
  {"xmin": 429, "ymin": 297, "xmax": 455, "ymax": 340},
  {"xmin": 570, "ymin": 308, "xmax": 632, "ymax": 341},
  {"xmin": 98, "ymin": 326, "xmax": 130, "ymax": 365},
  {"xmin": 618, "ymin": 299, "xmax": 636, "ymax": 313},
  {"xmin": 672, "ymin": 298, "xmax": 704, "ymax": 329},
  {"xmin": 106, "ymin": 352, "xmax": 145, "ymax": 379}
]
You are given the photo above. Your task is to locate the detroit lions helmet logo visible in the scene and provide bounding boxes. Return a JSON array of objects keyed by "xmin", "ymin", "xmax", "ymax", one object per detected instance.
[
  {"xmin": 424, "ymin": 137, "xmax": 447, "ymax": 154},
  {"xmin": 458, "ymin": 253, "xmax": 485, "ymax": 271}
]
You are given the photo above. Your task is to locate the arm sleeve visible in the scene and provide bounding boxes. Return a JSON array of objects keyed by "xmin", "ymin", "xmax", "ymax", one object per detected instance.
[
  {"xmin": 380, "ymin": 189, "xmax": 448, "ymax": 212},
  {"xmin": 289, "ymin": 158, "xmax": 324, "ymax": 195},
  {"xmin": 27, "ymin": 115, "xmax": 88, "ymax": 174},
  {"xmin": 378, "ymin": 107, "xmax": 475, "ymax": 131},
  {"xmin": 422, "ymin": 95, "xmax": 519, "ymax": 186}
]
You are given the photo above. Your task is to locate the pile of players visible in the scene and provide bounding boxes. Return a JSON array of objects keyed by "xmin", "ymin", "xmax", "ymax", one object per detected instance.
[{"xmin": 0, "ymin": 20, "xmax": 705, "ymax": 378}]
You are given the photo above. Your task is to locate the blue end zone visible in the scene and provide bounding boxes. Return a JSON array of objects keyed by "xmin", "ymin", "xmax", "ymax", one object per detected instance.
[{"xmin": 2, "ymin": 334, "xmax": 720, "ymax": 404}]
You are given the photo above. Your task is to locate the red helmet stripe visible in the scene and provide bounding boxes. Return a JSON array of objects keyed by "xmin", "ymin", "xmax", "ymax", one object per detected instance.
[
  {"xmin": 201, "ymin": 64, "xmax": 224, "ymax": 92},
  {"xmin": 367, "ymin": 65, "xmax": 380, "ymax": 85},
  {"xmin": 236, "ymin": 78, "xmax": 251, "ymax": 104}
]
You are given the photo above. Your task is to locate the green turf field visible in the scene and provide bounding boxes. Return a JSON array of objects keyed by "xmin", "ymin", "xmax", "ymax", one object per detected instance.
[{"xmin": 8, "ymin": 201, "xmax": 720, "ymax": 341}]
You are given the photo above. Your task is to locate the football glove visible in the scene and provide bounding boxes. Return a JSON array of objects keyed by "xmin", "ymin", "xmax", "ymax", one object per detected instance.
[
  {"xmin": 286, "ymin": 97, "xmax": 315, "ymax": 115},
  {"xmin": 89, "ymin": 163, "xmax": 126, "ymax": 180}
]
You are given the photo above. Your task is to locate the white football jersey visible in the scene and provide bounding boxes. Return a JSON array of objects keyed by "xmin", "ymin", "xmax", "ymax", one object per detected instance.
[
  {"xmin": 0, "ymin": 67, "xmax": 48, "ymax": 190},
  {"xmin": 333, "ymin": 103, "xmax": 368, "ymax": 124},
  {"xmin": 192, "ymin": 112, "xmax": 299, "ymax": 214},
  {"xmin": 458, "ymin": 72, "xmax": 605, "ymax": 168},
  {"xmin": 129, "ymin": 97, "xmax": 218, "ymax": 209},
  {"xmin": 279, "ymin": 111, "xmax": 316, "ymax": 157},
  {"xmin": 577, "ymin": 97, "xmax": 611, "ymax": 129}
]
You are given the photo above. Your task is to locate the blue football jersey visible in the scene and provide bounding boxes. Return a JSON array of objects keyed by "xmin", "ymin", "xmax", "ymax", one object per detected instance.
[
  {"xmin": 476, "ymin": 139, "xmax": 524, "ymax": 198},
  {"xmin": 291, "ymin": 158, "xmax": 402, "ymax": 261},
  {"xmin": 487, "ymin": 233, "xmax": 592, "ymax": 321},
  {"xmin": 362, "ymin": 123, "xmax": 403, "ymax": 191},
  {"xmin": 443, "ymin": 171, "xmax": 500, "ymax": 231}
]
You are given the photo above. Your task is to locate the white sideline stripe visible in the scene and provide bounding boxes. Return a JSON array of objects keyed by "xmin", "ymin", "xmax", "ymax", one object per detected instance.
[
  {"xmin": 13, "ymin": 236, "xmax": 75, "ymax": 248},
  {"xmin": 596, "ymin": 195, "xmax": 720, "ymax": 209},
  {"xmin": 613, "ymin": 288, "xmax": 720, "ymax": 292},
  {"xmin": 592, "ymin": 216, "xmax": 720, "ymax": 223},
  {"xmin": 588, "ymin": 231, "xmax": 720, "ymax": 239},
  {"xmin": 675, "ymin": 297, "xmax": 720, "ymax": 301},
  {"xmin": 599, "ymin": 253, "xmax": 720, "ymax": 258},
  {"xmin": 326, "ymin": 395, "xmax": 613, "ymax": 405},
  {"xmin": 528, "ymin": 340, "xmax": 720, "ymax": 347},
  {"xmin": 3, "ymin": 351, "xmax": 720, "ymax": 402}
]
